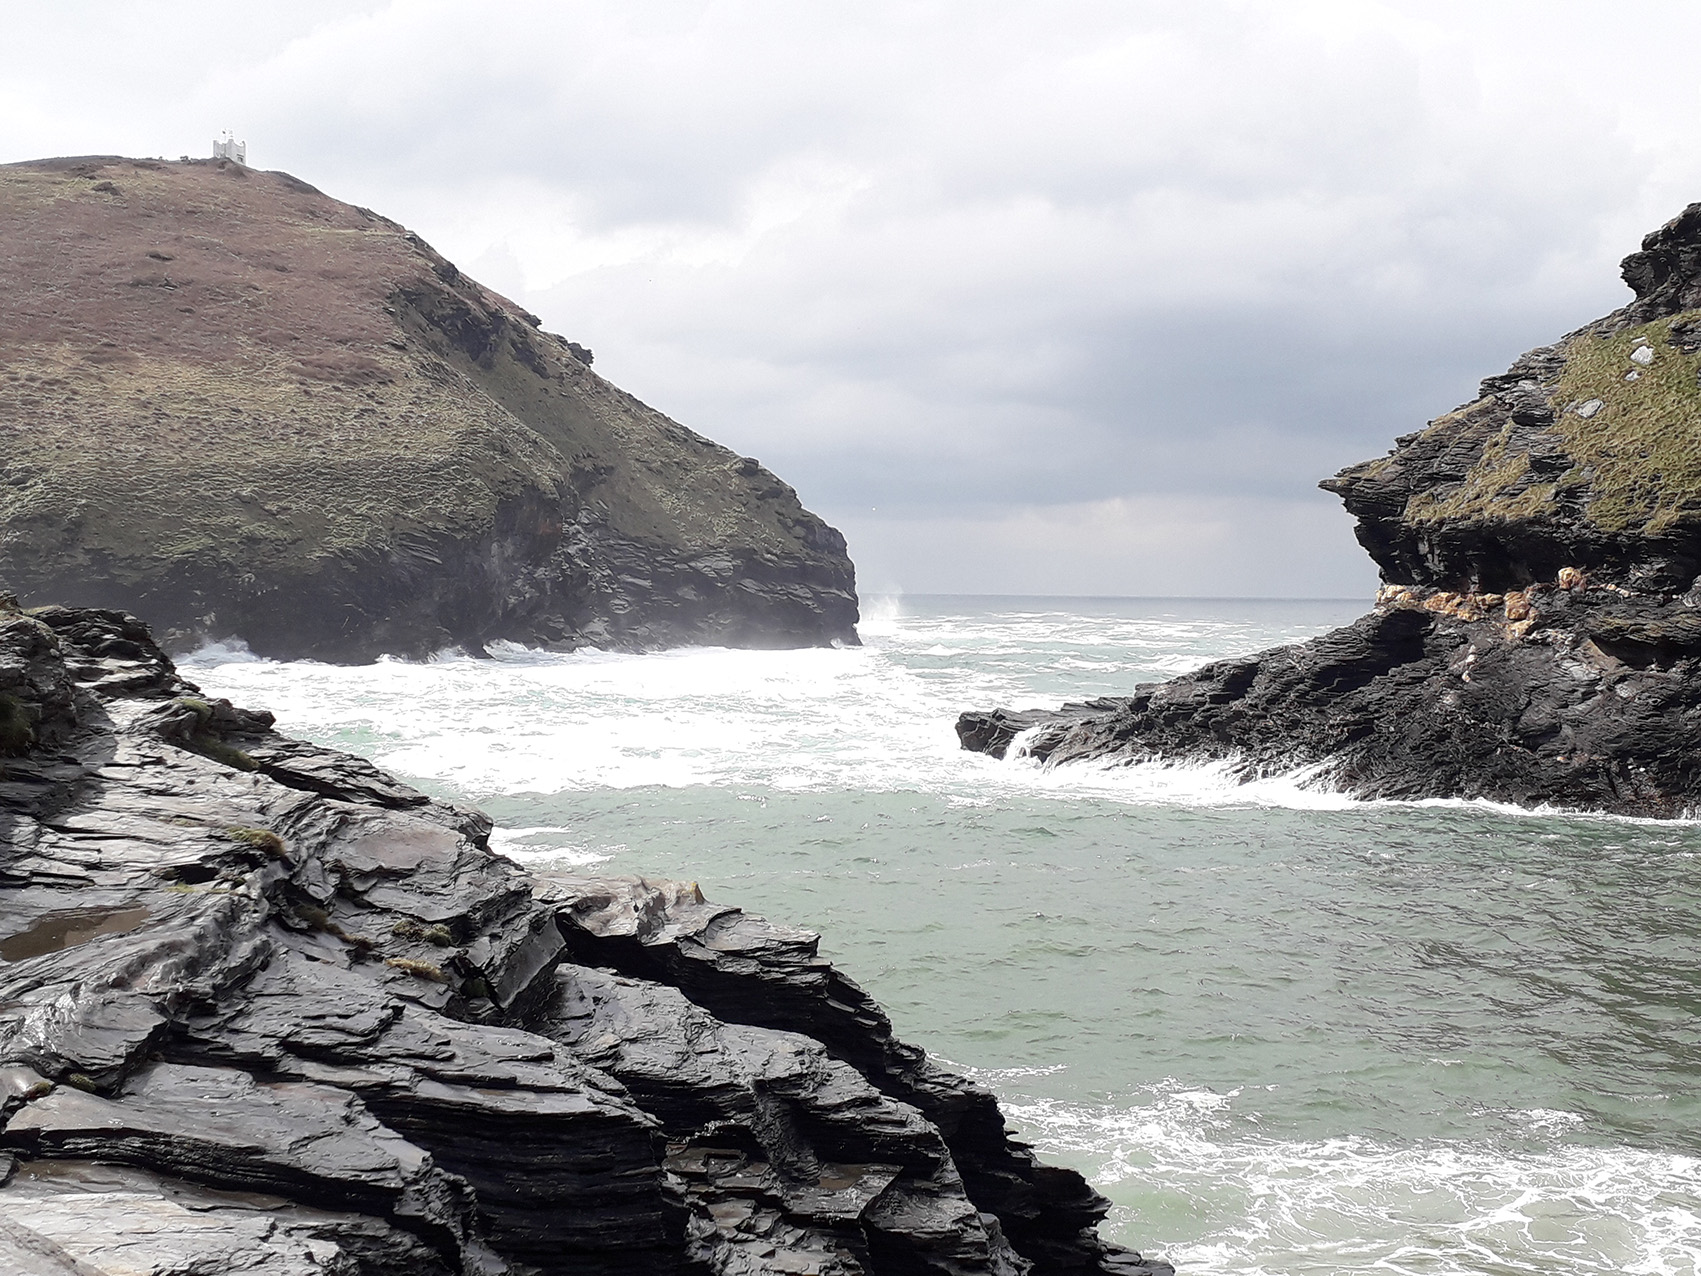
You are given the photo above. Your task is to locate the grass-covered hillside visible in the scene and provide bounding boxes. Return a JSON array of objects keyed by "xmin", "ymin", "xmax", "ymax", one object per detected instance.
[{"xmin": 0, "ymin": 157, "xmax": 858, "ymax": 659}]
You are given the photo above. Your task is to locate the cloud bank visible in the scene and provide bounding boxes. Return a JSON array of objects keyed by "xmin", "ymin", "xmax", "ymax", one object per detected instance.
[{"xmin": 8, "ymin": 1, "xmax": 1701, "ymax": 596}]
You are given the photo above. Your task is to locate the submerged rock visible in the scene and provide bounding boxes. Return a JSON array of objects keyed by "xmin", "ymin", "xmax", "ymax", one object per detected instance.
[
  {"xmin": 0, "ymin": 157, "xmax": 858, "ymax": 661},
  {"xmin": 958, "ymin": 205, "xmax": 1701, "ymax": 817},
  {"xmin": 0, "ymin": 598, "xmax": 1167, "ymax": 1275}
]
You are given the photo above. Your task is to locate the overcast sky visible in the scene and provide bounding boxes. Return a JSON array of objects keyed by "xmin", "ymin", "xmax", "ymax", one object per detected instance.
[{"xmin": 7, "ymin": 1, "xmax": 1701, "ymax": 597}]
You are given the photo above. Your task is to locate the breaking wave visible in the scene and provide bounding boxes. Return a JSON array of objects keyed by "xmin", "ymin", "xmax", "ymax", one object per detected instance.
[
  {"xmin": 1001, "ymin": 1084, "xmax": 1701, "ymax": 1276},
  {"xmin": 182, "ymin": 597, "xmax": 1364, "ymax": 808}
]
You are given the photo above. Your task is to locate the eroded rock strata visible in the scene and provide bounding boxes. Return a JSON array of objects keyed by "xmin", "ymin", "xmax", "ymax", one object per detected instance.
[
  {"xmin": 0, "ymin": 599, "xmax": 1167, "ymax": 1275},
  {"xmin": 959, "ymin": 205, "xmax": 1701, "ymax": 817},
  {"xmin": 0, "ymin": 157, "xmax": 858, "ymax": 660}
]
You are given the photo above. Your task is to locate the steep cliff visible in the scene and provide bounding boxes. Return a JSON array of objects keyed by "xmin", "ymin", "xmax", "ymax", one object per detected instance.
[
  {"xmin": 0, "ymin": 156, "xmax": 858, "ymax": 661},
  {"xmin": 1324, "ymin": 202, "xmax": 1701, "ymax": 594},
  {"xmin": 957, "ymin": 205, "xmax": 1701, "ymax": 817},
  {"xmin": 0, "ymin": 598, "xmax": 1167, "ymax": 1275}
]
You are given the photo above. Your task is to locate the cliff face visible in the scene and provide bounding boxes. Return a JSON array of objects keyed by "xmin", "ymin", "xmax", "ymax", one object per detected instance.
[
  {"xmin": 0, "ymin": 157, "xmax": 858, "ymax": 661},
  {"xmin": 957, "ymin": 206, "xmax": 1701, "ymax": 818},
  {"xmin": 0, "ymin": 598, "xmax": 1168, "ymax": 1276},
  {"xmin": 1324, "ymin": 204, "xmax": 1701, "ymax": 594}
]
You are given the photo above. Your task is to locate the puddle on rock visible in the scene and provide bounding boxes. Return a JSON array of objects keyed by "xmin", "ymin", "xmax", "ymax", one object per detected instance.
[{"xmin": 0, "ymin": 906, "xmax": 152, "ymax": 962}]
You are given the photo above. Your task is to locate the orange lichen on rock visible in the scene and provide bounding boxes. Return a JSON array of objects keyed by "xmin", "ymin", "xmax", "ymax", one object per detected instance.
[{"xmin": 1377, "ymin": 584, "xmax": 1505, "ymax": 623}]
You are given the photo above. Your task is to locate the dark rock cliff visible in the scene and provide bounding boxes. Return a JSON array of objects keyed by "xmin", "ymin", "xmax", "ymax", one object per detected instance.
[
  {"xmin": 0, "ymin": 156, "xmax": 858, "ymax": 661},
  {"xmin": 0, "ymin": 598, "xmax": 1167, "ymax": 1275},
  {"xmin": 958, "ymin": 205, "xmax": 1701, "ymax": 817},
  {"xmin": 1324, "ymin": 202, "xmax": 1701, "ymax": 595}
]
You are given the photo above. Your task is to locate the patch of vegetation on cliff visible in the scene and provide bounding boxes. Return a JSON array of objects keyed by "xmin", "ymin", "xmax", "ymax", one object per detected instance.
[
  {"xmin": 0, "ymin": 157, "xmax": 858, "ymax": 657},
  {"xmin": 0, "ymin": 346, "xmax": 554, "ymax": 591},
  {"xmin": 1404, "ymin": 401, "xmax": 1568, "ymax": 526},
  {"xmin": 0, "ymin": 692, "xmax": 36, "ymax": 755},
  {"xmin": 1397, "ymin": 314, "xmax": 1701, "ymax": 535},
  {"xmin": 1549, "ymin": 313, "xmax": 1701, "ymax": 533}
]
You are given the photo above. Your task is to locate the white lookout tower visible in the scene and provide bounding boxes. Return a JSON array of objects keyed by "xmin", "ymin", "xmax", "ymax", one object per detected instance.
[{"xmin": 212, "ymin": 131, "xmax": 247, "ymax": 164}]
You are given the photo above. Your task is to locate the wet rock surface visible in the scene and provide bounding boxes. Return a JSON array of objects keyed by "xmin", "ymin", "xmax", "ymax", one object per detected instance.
[
  {"xmin": 0, "ymin": 599, "xmax": 1168, "ymax": 1275},
  {"xmin": 959, "ymin": 583, "xmax": 1701, "ymax": 816},
  {"xmin": 958, "ymin": 206, "xmax": 1701, "ymax": 817}
]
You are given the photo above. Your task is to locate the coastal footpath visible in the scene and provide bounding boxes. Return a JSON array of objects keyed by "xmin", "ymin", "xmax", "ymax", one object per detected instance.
[
  {"xmin": 960, "ymin": 204, "xmax": 1701, "ymax": 817},
  {"xmin": 0, "ymin": 597, "xmax": 1168, "ymax": 1276},
  {"xmin": 0, "ymin": 157, "xmax": 858, "ymax": 661}
]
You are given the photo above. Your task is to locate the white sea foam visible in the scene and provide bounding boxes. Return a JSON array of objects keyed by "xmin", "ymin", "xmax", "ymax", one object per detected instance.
[
  {"xmin": 991, "ymin": 1083, "xmax": 1701, "ymax": 1276},
  {"xmin": 176, "ymin": 601, "xmax": 1353, "ymax": 807},
  {"xmin": 180, "ymin": 605, "xmax": 1701, "ymax": 826},
  {"xmin": 486, "ymin": 825, "xmax": 612, "ymax": 866}
]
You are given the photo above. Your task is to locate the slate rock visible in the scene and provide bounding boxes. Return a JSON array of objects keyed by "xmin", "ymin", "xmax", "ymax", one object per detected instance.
[{"xmin": 0, "ymin": 600, "xmax": 1170, "ymax": 1274}]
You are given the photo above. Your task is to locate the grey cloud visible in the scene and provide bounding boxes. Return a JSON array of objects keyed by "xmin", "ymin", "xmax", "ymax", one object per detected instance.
[{"xmin": 6, "ymin": 1, "xmax": 1701, "ymax": 595}]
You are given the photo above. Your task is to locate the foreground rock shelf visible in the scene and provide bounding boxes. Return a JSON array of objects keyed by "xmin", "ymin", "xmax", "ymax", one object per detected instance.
[
  {"xmin": 960, "ymin": 203, "xmax": 1701, "ymax": 818},
  {"xmin": 0, "ymin": 599, "xmax": 1167, "ymax": 1275}
]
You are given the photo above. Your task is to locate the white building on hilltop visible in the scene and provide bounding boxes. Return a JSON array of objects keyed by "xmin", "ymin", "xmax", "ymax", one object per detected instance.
[{"xmin": 212, "ymin": 131, "xmax": 246, "ymax": 164}]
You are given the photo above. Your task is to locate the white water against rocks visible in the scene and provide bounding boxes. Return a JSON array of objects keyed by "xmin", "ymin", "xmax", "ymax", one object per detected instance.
[{"xmin": 183, "ymin": 596, "xmax": 1701, "ymax": 1275}]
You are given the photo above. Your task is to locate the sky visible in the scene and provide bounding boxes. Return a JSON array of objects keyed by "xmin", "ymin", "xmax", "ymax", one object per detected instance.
[{"xmin": 6, "ymin": 2, "xmax": 1701, "ymax": 598}]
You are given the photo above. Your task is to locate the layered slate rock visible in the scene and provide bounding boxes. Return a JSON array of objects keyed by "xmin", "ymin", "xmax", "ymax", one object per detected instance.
[
  {"xmin": 0, "ymin": 156, "xmax": 858, "ymax": 660},
  {"xmin": 958, "ymin": 205, "xmax": 1701, "ymax": 817},
  {"xmin": 0, "ymin": 598, "xmax": 1169, "ymax": 1275}
]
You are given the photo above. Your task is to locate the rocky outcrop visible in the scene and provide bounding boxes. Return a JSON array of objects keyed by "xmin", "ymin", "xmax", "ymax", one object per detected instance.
[
  {"xmin": 0, "ymin": 157, "xmax": 858, "ymax": 661},
  {"xmin": 1325, "ymin": 203, "xmax": 1701, "ymax": 595},
  {"xmin": 0, "ymin": 598, "xmax": 1168, "ymax": 1275},
  {"xmin": 958, "ymin": 205, "xmax": 1701, "ymax": 817}
]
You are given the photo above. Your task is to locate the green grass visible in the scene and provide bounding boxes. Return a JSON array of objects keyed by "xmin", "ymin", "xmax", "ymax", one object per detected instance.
[
  {"xmin": 393, "ymin": 918, "xmax": 454, "ymax": 946},
  {"xmin": 1549, "ymin": 313, "xmax": 1701, "ymax": 532},
  {"xmin": 173, "ymin": 696, "xmax": 213, "ymax": 724},
  {"xmin": 190, "ymin": 736, "xmax": 257, "ymax": 771},
  {"xmin": 225, "ymin": 827, "xmax": 286, "ymax": 856},
  {"xmin": 1401, "ymin": 312, "xmax": 1701, "ymax": 534},
  {"xmin": 1406, "ymin": 412, "xmax": 1566, "ymax": 525}
]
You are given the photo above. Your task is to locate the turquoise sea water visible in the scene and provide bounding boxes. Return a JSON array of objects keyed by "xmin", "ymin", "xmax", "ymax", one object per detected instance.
[{"xmin": 183, "ymin": 596, "xmax": 1701, "ymax": 1275}]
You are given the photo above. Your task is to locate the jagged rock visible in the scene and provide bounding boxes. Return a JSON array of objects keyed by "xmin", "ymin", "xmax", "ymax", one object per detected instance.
[
  {"xmin": 1321, "ymin": 201, "xmax": 1701, "ymax": 596},
  {"xmin": 4, "ymin": 1063, "xmax": 501, "ymax": 1270},
  {"xmin": 0, "ymin": 599, "xmax": 1169, "ymax": 1275},
  {"xmin": 546, "ymin": 875, "xmax": 1145, "ymax": 1273},
  {"xmin": 0, "ymin": 156, "xmax": 858, "ymax": 661},
  {"xmin": 958, "ymin": 205, "xmax": 1701, "ymax": 818}
]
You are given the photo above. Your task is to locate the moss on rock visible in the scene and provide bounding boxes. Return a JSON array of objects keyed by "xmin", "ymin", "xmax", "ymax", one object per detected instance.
[
  {"xmin": 0, "ymin": 692, "xmax": 36, "ymax": 756},
  {"xmin": 1326, "ymin": 204, "xmax": 1701, "ymax": 593},
  {"xmin": 1549, "ymin": 313, "xmax": 1701, "ymax": 533}
]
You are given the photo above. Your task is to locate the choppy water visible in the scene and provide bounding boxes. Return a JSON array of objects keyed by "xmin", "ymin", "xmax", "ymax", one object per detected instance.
[{"xmin": 182, "ymin": 596, "xmax": 1701, "ymax": 1275}]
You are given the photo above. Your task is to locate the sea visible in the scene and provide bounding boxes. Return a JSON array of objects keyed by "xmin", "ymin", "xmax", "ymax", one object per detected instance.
[{"xmin": 181, "ymin": 595, "xmax": 1701, "ymax": 1276}]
